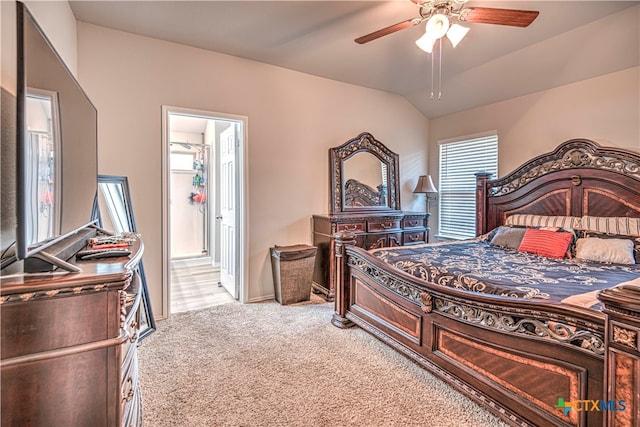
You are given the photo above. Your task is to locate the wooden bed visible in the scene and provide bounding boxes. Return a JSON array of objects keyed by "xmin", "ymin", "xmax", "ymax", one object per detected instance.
[
  {"xmin": 344, "ymin": 178, "xmax": 387, "ymax": 208},
  {"xmin": 331, "ymin": 139, "xmax": 640, "ymax": 427}
]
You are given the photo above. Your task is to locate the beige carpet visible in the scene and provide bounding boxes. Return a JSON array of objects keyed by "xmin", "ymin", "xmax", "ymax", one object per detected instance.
[{"xmin": 138, "ymin": 296, "xmax": 508, "ymax": 427}]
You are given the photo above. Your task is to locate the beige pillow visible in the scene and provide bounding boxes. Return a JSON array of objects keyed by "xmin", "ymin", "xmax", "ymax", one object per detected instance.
[
  {"xmin": 490, "ymin": 226, "xmax": 527, "ymax": 249},
  {"xmin": 575, "ymin": 237, "xmax": 635, "ymax": 264}
]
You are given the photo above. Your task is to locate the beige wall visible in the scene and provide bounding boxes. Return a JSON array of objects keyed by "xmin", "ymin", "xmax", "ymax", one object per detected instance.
[
  {"xmin": 429, "ymin": 66, "xmax": 640, "ymax": 237},
  {"xmin": 77, "ymin": 23, "xmax": 429, "ymax": 316},
  {"xmin": 23, "ymin": 0, "xmax": 78, "ymax": 75},
  {"xmin": 1, "ymin": 1, "xmax": 18, "ymax": 97}
]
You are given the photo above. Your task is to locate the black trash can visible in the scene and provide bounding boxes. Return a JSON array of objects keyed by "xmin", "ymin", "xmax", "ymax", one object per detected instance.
[{"xmin": 270, "ymin": 244, "xmax": 318, "ymax": 305}]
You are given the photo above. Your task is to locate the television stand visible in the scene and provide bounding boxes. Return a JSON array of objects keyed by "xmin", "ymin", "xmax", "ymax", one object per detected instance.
[
  {"xmin": 24, "ymin": 227, "xmax": 96, "ymax": 273},
  {"xmin": 0, "ymin": 250, "xmax": 18, "ymax": 270},
  {"xmin": 28, "ymin": 250, "xmax": 81, "ymax": 273},
  {"xmin": 1, "ymin": 246, "xmax": 82, "ymax": 273}
]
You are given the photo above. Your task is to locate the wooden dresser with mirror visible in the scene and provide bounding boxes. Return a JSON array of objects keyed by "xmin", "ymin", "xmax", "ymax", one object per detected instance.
[
  {"xmin": 312, "ymin": 132, "xmax": 428, "ymax": 300},
  {"xmin": 0, "ymin": 233, "xmax": 144, "ymax": 426}
]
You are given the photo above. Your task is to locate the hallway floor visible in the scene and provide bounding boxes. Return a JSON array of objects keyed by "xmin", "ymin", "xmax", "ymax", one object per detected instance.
[{"xmin": 170, "ymin": 261, "xmax": 235, "ymax": 313}]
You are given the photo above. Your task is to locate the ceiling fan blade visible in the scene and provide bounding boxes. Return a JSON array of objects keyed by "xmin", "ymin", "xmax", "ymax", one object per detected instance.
[
  {"xmin": 355, "ymin": 19, "xmax": 419, "ymax": 44},
  {"xmin": 462, "ymin": 7, "xmax": 539, "ymax": 27}
]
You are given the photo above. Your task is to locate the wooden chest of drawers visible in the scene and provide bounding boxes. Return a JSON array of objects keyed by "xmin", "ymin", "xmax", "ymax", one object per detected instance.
[
  {"xmin": 0, "ymin": 235, "xmax": 144, "ymax": 426},
  {"xmin": 312, "ymin": 211, "xmax": 428, "ymax": 300}
]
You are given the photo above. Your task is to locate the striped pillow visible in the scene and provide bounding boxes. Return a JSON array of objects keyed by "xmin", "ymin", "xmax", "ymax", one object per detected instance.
[
  {"xmin": 518, "ymin": 228, "xmax": 573, "ymax": 259},
  {"xmin": 505, "ymin": 214, "xmax": 581, "ymax": 229},
  {"xmin": 579, "ymin": 216, "xmax": 640, "ymax": 236}
]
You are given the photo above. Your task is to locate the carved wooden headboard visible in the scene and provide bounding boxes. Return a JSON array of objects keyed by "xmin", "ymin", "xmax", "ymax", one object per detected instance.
[
  {"xmin": 344, "ymin": 179, "xmax": 387, "ymax": 207},
  {"xmin": 476, "ymin": 139, "xmax": 640, "ymax": 235}
]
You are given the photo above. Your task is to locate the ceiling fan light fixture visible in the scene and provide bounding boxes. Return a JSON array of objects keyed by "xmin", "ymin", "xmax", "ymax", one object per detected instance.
[
  {"xmin": 425, "ymin": 13, "xmax": 450, "ymax": 40},
  {"xmin": 415, "ymin": 32, "xmax": 436, "ymax": 53},
  {"xmin": 446, "ymin": 23, "xmax": 469, "ymax": 48}
]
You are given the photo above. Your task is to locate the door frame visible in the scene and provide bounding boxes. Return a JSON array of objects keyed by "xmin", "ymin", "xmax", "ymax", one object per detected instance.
[{"xmin": 161, "ymin": 105, "xmax": 249, "ymax": 316}]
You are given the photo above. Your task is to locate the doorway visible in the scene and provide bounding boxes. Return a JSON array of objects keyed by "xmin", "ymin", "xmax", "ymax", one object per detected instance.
[{"xmin": 161, "ymin": 106, "xmax": 247, "ymax": 316}]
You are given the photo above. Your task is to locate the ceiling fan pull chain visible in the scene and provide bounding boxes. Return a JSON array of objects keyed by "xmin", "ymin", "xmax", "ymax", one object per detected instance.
[
  {"xmin": 438, "ymin": 38, "xmax": 443, "ymax": 100},
  {"xmin": 430, "ymin": 48, "xmax": 435, "ymax": 100}
]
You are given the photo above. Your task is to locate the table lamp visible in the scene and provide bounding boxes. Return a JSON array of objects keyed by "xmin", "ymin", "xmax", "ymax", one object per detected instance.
[{"xmin": 413, "ymin": 175, "xmax": 438, "ymax": 214}]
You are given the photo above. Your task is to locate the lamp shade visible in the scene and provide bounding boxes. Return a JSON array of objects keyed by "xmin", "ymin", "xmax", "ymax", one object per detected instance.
[
  {"xmin": 413, "ymin": 175, "xmax": 438, "ymax": 194},
  {"xmin": 446, "ymin": 23, "xmax": 469, "ymax": 48},
  {"xmin": 415, "ymin": 32, "xmax": 436, "ymax": 53}
]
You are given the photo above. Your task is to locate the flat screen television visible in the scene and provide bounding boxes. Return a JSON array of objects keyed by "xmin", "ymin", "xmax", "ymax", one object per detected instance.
[{"xmin": 12, "ymin": 2, "xmax": 97, "ymax": 270}]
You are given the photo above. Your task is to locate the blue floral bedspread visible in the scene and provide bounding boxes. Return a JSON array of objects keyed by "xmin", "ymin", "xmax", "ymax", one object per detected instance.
[{"xmin": 370, "ymin": 239, "xmax": 640, "ymax": 306}]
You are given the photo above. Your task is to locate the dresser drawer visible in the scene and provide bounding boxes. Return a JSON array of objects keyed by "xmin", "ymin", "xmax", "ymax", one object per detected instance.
[
  {"xmin": 365, "ymin": 232, "xmax": 402, "ymax": 250},
  {"xmin": 121, "ymin": 344, "xmax": 140, "ymax": 426},
  {"xmin": 125, "ymin": 387, "xmax": 143, "ymax": 427},
  {"xmin": 367, "ymin": 219, "xmax": 401, "ymax": 232},
  {"xmin": 336, "ymin": 222, "xmax": 366, "ymax": 233},
  {"xmin": 402, "ymin": 218, "xmax": 424, "ymax": 229},
  {"xmin": 365, "ymin": 234, "xmax": 387, "ymax": 250},
  {"xmin": 123, "ymin": 385, "xmax": 142, "ymax": 427},
  {"xmin": 403, "ymin": 231, "xmax": 426, "ymax": 245},
  {"xmin": 120, "ymin": 289, "xmax": 141, "ymax": 365},
  {"xmin": 388, "ymin": 233, "xmax": 403, "ymax": 247}
]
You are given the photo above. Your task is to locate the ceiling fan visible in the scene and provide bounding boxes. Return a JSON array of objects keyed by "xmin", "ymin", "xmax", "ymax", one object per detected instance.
[
  {"xmin": 355, "ymin": 0, "xmax": 539, "ymax": 50},
  {"xmin": 356, "ymin": 0, "xmax": 539, "ymax": 100}
]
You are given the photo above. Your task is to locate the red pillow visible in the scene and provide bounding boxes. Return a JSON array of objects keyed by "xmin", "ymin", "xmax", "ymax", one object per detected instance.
[{"xmin": 517, "ymin": 228, "xmax": 573, "ymax": 259}]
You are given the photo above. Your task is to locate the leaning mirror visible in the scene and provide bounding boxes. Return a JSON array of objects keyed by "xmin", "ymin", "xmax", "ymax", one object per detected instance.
[
  {"xmin": 94, "ymin": 175, "xmax": 156, "ymax": 341},
  {"xmin": 329, "ymin": 132, "xmax": 400, "ymax": 214}
]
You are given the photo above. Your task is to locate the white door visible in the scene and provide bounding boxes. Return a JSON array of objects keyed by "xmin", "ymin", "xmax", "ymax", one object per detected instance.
[{"xmin": 219, "ymin": 124, "xmax": 238, "ymax": 298}]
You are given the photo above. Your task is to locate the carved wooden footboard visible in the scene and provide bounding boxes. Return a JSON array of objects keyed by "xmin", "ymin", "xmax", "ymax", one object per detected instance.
[{"xmin": 333, "ymin": 234, "xmax": 610, "ymax": 426}]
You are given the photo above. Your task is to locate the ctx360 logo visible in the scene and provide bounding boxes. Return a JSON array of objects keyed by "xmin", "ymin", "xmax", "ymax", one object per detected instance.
[{"xmin": 554, "ymin": 398, "xmax": 626, "ymax": 415}]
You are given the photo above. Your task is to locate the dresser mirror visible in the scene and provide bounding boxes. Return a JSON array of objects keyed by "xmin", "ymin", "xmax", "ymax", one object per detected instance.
[
  {"xmin": 94, "ymin": 175, "xmax": 156, "ymax": 341},
  {"xmin": 329, "ymin": 132, "xmax": 400, "ymax": 214}
]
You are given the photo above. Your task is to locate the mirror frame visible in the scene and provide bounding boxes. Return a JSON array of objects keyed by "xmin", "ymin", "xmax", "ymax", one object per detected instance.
[
  {"xmin": 329, "ymin": 132, "xmax": 400, "ymax": 214},
  {"xmin": 94, "ymin": 175, "xmax": 156, "ymax": 341}
]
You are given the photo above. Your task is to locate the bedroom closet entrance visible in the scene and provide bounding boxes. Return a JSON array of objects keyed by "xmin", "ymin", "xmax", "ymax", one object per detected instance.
[{"xmin": 162, "ymin": 106, "xmax": 247, "ymax": 316}]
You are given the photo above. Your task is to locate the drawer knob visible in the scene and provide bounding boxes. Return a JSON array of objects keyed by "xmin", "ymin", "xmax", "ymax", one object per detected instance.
[
  {"xmin": 129, "ymin": 319, "xmax": 139, "ymax": 342},
  {"xmin": 122, "ymin": 376, "xmax": 134, "ymax": 402}
]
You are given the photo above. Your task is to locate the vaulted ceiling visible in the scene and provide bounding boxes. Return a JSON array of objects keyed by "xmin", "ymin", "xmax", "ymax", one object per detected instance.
[{"xmin": 70, "ymin": 1, "xmax": 640, "ymax": 119}]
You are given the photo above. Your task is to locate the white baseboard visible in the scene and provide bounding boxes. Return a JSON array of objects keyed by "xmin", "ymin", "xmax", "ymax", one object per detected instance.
[{"xmin": 247, "ymin": 294, "xmax": 275, "ymax": 303}]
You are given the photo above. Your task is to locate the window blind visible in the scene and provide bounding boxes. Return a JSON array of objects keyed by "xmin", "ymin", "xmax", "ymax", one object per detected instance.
[{"xmin": 438, "ymin": 135, "xmax": 498, "ymax": 240}]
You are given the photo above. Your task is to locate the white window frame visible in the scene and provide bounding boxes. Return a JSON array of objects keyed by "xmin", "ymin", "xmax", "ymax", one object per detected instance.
[{"xmin": 438, "ymin": 131, "xmax": 498, "ymax": 240}]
